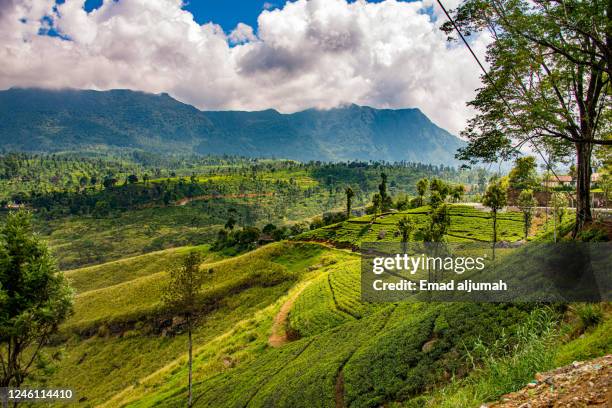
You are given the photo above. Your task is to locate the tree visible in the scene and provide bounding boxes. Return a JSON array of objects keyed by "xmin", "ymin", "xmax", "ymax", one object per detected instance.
[
  {"xmin": 345, "ymin": 187, "xmax": 355, "ymax": 219},
  {"xmin": 78, "ymin": 176, "xmax": 88, "ymax": 190},
  {"xmin": 290, "ymin": 223, "xmax": 307, "ymax": 236},
  {"xmin": 262, "ymin": 223, "xmax": 277, "ymax": 235},
  {"xmin": 161, "ymin": 251, "xmax": 209, "ymax": 407},
  {"xmin": 421, "ymin": 204, "xmax": 451, "ymax": 243},
  {"xmin": 371, "ymin": 193, "xmax": 382, "ymax": 222},
  {"xmin": 227, "ymin": 208, "xmax": 239, "ymax": 229},
  {"xmin": 397, "ymin": 216, "xmax": 415, "ymax": 253},
  {"xmin": 430, "ymin": 178, "xmax": 449, "ymax": 201},
  {"xmin": 550, "ymin": 192, "xmax": 569, "ymax": 242},
  {"xmin": 509, "ymin": 156, "xmax": 538, "ymax": 190},
  {"xmin": 451, "ymin": 184, "xmax": 466, "ymax": 203},
  {"xmin": 416, "ymin": 178, "xmax": 429, "ymax": 206},
  {"xmin": 237, "ymin": 227, "xmax": 261, "ymax": 249},
  {"xmin": 517, "ymin": 189, "xmax": 537, "ymax": 239},
  {"xmin": 0, "ymin": 211, "xmax": 73, "ymax": 387},
  {"xmin": 445, "ymin": 0, "xmax": 611, "ymax": 235},
  {"xmin": 127, "ymin": 174, "xmax": 139, "ymax": 184},
  {"xmin": 224, "ymin": 217, "xmax": 236, "ymax": 231},
  {"xmin": 102, "ymin": 176, "xmax": 117, "ymax": 189},
  {"xmin": 429, "ymin": 190, "xmax": 444, "ymax": 209},
  {"xmin": 482, "ymin": 178, "xmax": 508, "ymax": 256},
  {"xmin": 378, "ymin": 173, "xmax": 392, "ymax": 211}
]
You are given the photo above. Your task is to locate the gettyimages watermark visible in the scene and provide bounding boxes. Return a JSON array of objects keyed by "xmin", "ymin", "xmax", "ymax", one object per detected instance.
[{"xmin": 361, "ymin": 242, "xmax": 611, "ymax": 303}]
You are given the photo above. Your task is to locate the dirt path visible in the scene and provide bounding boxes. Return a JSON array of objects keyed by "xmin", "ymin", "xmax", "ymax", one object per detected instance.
[
  {"xmin": 335, "ymin": 371, "xmax": 345, "ymax": 408},
  {"xmin": 268, "ymin": 281, "xmax": 312, "ymax": 348},
  {"xmin": 175, "ymin": 192, "xmax": 274, "ymax": 206},
  {"xmin": 485, "ymin": 354, "xmax": 611, "ymax": 407}
]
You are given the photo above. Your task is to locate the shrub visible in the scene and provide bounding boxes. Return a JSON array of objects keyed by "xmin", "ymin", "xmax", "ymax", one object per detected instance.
[
  {"xmin": 576, "ymin": 226, "xmax": 608, "ymax": 242},
  {"xmin": 571, "ymin": 303, "xmax": 604, "ymax": 333}
]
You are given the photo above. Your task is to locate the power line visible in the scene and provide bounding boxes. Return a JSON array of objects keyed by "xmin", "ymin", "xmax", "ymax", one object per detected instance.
[{"xmin": 435, "ymin": 0, "xmax": 580, "ymax": 217}]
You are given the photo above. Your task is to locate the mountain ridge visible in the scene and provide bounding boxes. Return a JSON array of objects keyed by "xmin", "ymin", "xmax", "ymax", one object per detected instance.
[{"xmin": 0, "ymin": 88, "xmax": 464, "ymax": 164}]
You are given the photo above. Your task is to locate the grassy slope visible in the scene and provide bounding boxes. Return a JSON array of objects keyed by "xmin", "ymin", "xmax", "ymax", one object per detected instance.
[
  {"xmin": 297, "ymin": 205, "xmax": 528, "ymax": 247},
  {"xmin": 106, "ymin": 207, "xmax": 541, "ymax": 407},
  {"xmin": 64, "ymin": 245, "xmax": 218, "ymax": 293},
  {"xmin": 39, "ymin": 204, "xmax": 222, "ymax": 269},
  {"xmin": 122, "ymin": 208, "xmax": 593, "ymax": 408},
  {"xmin": 38, "ymin": 187, "xmax": 344, "ymax": 270},
  {"xmin": 39, "ymin": 242, "xmax": 327, "ymax": 406},
  {"xmin": 41, "ymin": 206, "xmax": 596, "ymax": 408}
]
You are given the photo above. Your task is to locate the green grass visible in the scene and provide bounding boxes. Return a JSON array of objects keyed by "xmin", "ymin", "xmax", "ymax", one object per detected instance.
[
  {"xmin": 113, "ymin": 253, "xmax": 537, "ymax": 408},
  {"xmin": 288, "ymin": 272, "xmax": 353, "ymax": 337},
  {"xmin": 136, "ymin": 301, "xmax": 534, "ymax": 408},
  {"xmin": 38, "ymin": 204, "xmax": 222, "ymax": 270},
  {"xmin": 64, "ymin": 245, "xmax": 218, "ymax": 293},
  {"xmin": 411, "ymin": 308, "xmax": 560, "ymax": 408},
  {"xmin": 297, "ymin": 205, "xmax": 528, "ymax": 247},
  {"xmin": 328, "ymin": 259, "xmax": 374, "ymax": 318},
  {"xmin": 555, "ymin": 308, "xmax": 612, "ymax": 365},
  {"xmin": 33, "ymin": 242, "xmax": 328, "ymax": 406},
  {"xmin": 402, "ymin": 306, "xmax": 612, "ymax": 408},
  {"xmin": 64, "ymin": 242, "xmax": 323, "ymax": 332},
  {"xmin": 28, "ymin": 205, "xmax": 608, "ymax": 408},
  {"xmin": 35, "ymin": 191, "xmax": 341, "ymax": 270}
]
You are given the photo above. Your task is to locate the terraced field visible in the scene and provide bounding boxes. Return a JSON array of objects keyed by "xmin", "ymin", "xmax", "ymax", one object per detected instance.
[
  {"xmin": 35, "ymin": 206, "xmax": 591, "ymax": 408},
  {"xmin": 42, "ymin": 242, "xmax": 328, "ymax": 405},
  {"xmin": 296, "ymin": 205, "xmax": 527, "ymax": 247},
  {"xmin": 103, "ymin": 244, "xmax": 542, "ymax": 407}
]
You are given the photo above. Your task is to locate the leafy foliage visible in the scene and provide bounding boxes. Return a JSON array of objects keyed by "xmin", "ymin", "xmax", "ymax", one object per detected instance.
[{"xmin": 0, "ymin": 211, "xmax": 73, "ymax": 387}]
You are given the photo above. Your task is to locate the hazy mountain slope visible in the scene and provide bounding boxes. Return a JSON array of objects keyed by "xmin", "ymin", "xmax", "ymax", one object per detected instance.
[{"xmin": 0, "ymin": 88, "xmax": 464, "ymax": 164}]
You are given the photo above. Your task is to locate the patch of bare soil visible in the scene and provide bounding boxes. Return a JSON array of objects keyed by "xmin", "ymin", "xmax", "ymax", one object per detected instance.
[
  {"xmin": 268, "ymin": 281, "xmax": 312, "ymax": 348},
  {"xmin": 485, "ymin": 355, "xmax": 611, "ymax": 408},
  {"xmin": 175, "ymin": 192, "xmax": 274, "ymax": 206}
]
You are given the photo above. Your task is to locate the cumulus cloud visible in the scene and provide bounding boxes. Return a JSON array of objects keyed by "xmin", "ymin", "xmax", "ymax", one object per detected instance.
[
  {"xmin": 0, "ymin": 0, "xmax": 488, "ymax": 134},
  {"xmin": 229, "ymin": 22, "xmax": 257, "ymax": 44}
]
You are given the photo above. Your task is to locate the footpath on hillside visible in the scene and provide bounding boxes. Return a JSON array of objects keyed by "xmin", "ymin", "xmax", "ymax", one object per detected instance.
[
  {"xmin": 175, "ymin": 192, "xmax": 274, "ymax": 206},
  {"xmin": 484, "ymin": 355, "xmax": 611, "ymax": 407},
  {"xmin": 268, "ymin": 281, "xmax": 313, "ymax": 347}
]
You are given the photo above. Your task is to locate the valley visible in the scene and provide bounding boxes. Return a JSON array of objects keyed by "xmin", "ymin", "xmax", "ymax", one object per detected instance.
[{"xmin": 1, "ymin": 152, "xmax": 606, "ymax": 407}]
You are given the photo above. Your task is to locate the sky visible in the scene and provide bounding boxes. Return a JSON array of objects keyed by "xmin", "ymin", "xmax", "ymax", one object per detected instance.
[{"xmin": 0, "ymin": 0, "xmax": 488, "ymax": 134}]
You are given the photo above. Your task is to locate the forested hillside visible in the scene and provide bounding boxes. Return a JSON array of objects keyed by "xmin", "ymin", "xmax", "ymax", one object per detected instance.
[{"xmin": 0, "ymin": 88, "xmax": 464, "ymax": 164}]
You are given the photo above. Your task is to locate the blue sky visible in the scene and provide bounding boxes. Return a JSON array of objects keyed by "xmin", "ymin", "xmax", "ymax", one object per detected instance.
[
  {"xmin": 182, "ymin": 1, "xmax": 282, "ymax": 31},
  {"xmin": 81, "ymin": 0, "xmax": 397, "ymax": 33},
  {"xmin": 183, "ymin": 1, "xmax": 396, "ymax": 32},
  {"xmin": 81, "ymin": 0, "xmax": 284, "ymax": 31}
]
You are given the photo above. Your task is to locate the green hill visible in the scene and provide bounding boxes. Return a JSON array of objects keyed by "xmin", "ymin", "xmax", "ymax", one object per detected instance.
[
  {"xmin": 43, "ymin": 242, "xmax": 329, "ymax": 405},
  {"xmin": 296, "ymin": 205, "xmax": 529, "ymax": 247},
  {"xmin": 0, "ymin": 88, "xmax": 463, "ymax": 164},
  {"xmin": 32, "ymin": 206, "xmax": 606, "ymax": 408}
]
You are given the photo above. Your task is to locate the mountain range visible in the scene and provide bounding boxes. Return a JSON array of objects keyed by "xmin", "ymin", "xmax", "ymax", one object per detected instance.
[{"xmin": 0, "ymin": 88, "xmax": 464, "ymax": 164}]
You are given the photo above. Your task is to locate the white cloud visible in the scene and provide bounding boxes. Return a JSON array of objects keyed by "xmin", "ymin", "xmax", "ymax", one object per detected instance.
[
  {"xmin": 0, "ymin": 0, "xmax": 488, "ymax": 134},
  {"xmin": 229, "ymin": 22, "xmax": 257, "ymax": 44}
]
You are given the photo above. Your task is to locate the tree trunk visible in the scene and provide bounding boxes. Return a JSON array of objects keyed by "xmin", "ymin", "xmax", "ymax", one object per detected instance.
[
  {"xmin": 553, "ymin": 205, "xmax": 557, "ymax": 243},
  {"xmin": 346, "ymin": 198, "xmax": 351, "ymax": 219},
  {"xmin": 188, "ymin": 315, "xmax": 193, "ymax": 408},
  {"xmin": 573, "ymin": 142, "xmax": 593, "ymax": 236},
  {"xmin": 492, "ymin": 209, "xmax": 497, "ymax": 260}
]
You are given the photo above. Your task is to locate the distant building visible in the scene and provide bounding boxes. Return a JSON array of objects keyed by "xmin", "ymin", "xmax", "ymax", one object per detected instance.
[{"xmin": 541, "ymin": 173, "xmax": 600, "ymax": 188}]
